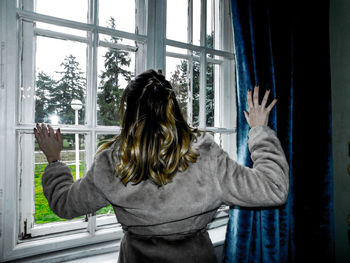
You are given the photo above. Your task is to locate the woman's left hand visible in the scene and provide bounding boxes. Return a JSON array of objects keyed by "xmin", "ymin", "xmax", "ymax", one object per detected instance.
[{"xmin": 34, "ymin": 123, "xmax": 62, "ymax": 163}]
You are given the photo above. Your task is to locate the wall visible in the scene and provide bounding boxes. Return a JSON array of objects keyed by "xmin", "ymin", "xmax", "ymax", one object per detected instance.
[{"xmin": 330, "ymin": 0, "xmax": 350, "ymax": 262}]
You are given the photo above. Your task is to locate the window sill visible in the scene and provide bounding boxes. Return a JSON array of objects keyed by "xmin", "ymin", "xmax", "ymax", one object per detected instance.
[{"xmin": 9, "ymin": 226, "xmax": 227, "ymax": 263}]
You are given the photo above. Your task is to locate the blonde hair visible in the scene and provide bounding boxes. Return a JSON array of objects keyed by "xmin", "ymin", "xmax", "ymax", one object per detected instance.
[{"xmin": 97, "ymin": 69, "xmax": 199, "ymax": 186}]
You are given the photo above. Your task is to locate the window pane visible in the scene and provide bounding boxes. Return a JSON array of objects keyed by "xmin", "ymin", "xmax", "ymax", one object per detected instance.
[
  {"xmin": 206, "ymin": 0, "xmax": 214, "ymax": 48},
  {"xmin": 192, "ymin": 61, "xmax": 200, "ymax": 127},
  {"xmin": 35, "ymin": 0, "xmax": 88, "ymax": 23},
  {"xmin": 35, "ymin": 37, "xmax": 87, "ymax": 125},
  {"xmin": 206, "ymin": 63, "xmax": 217, "ymax": 127},
  {"xmin": 97, "ymin": 45, "xmax": 135, "ymax": 126},
  {"xmin": 193, "ymin": 0, "xmax": 201, "ymax": 46},
  {"xmin": 166, "ymin": 56, "xmax": 189, "ymax": 120},
  {"xmin": 34, "ymin": 133, "xmax": 86, "ymax": 224},
  {"xmin": 98, "ymin": 0, "xmax": 135, "ymax": 33},
  {"xmin": 166, "ymin": 0, "xmax": 188, "ymax": 43}
]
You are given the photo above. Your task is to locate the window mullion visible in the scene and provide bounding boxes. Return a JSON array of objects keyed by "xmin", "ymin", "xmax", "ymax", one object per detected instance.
[
  {"xmin": 135, "ymin": 0, "xmax": 147, "ymax": 75},
  {"xmin": 146, "ymin": 0, "xmax": 166, "ymax": 71},
  {"xmin": 86, "ymin": 0, "xmax": 98, "ymax": 235},
  {"xmin": 213, "ymin": 0, "xmax": 221, "ymax": 129},
  {"xmin": 220, "ymin": 0, "xmax": 236, "ymax": 159},
  {"xmin": 2, "ymin": 0, "xmax": 20, "ymax": 258},
  {"xmin": 18, "ymin": 0, "xmax": 36, "ymax": 240},
  {"xmin": 187, "ymin": 0, "xmax": 193, "ymax": 126},
  {"xmin": 199, "ymin": 0, "xmax": 207, "ymax": 129}
]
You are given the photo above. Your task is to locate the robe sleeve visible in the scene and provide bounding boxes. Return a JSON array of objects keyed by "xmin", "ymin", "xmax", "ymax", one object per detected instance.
[
  {"xmin": 213, "ymin": 125, "xmax": 289, "ymax": 207},
  {"xmin": 42, "ymin": 149, "xmax": 114, "ymax": 219}
]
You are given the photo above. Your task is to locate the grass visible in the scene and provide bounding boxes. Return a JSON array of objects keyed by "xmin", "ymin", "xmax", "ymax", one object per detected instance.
[{"xmin": 34, "ymin": 162, "xmax": 115, "ymax": 224}]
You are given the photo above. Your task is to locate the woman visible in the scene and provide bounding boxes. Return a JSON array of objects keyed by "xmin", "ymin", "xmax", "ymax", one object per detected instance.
[{"xmin": 34, "ymin": 69, "xmax": 289, "ymax": 263}]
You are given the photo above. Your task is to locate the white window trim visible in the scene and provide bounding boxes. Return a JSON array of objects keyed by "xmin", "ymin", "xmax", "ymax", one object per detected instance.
[{"xmin": 0, "ymin": 0, "xmax": 236, "ymax": 261}]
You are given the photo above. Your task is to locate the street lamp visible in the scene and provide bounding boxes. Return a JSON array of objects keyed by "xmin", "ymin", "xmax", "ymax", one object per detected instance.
[{"xmin": 71, "ymin": 99, "xmax": 82, "ymax": 180}]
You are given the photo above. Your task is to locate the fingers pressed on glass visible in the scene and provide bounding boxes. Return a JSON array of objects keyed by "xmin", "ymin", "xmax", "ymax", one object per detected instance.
[
  {"xmin": 42, "ymin": 124, "xmax": 49, "ymax": 136},
  {"xmin": 34, "ymin": 128, "xmax": 40, "ymax": 141},
  {"xmin": 56, "ymin": 129, "xmax": 62, "ymax": 143},
  {"xmin": 48, "ymin": 125, "xmax": 55, "ymax": 137},
  {"xmin": 36, "ymin": 123, "xmax": 42, "ymax": 133}
]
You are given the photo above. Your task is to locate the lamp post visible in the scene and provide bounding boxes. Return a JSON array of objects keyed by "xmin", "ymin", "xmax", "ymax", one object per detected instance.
[{"xmin": 71, "ymin": 99, "xmax": 82, "ymax": 180}]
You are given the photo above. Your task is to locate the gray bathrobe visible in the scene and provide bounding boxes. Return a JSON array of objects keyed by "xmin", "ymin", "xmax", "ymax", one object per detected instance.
[{"xmin": 42, "ymin": 125, "xmax": 289, "ymax": 263}]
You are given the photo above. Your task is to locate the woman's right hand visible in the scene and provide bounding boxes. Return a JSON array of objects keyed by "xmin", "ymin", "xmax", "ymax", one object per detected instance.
[{"xmin": 243, "ymin": 86, "xmax": 277, "ymax": 128}]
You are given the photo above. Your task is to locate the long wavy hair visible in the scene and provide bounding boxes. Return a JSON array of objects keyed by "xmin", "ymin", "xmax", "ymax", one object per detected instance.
[{"xmin": 97, "ymin": 69, "xmax": 199, "ymax": 186}]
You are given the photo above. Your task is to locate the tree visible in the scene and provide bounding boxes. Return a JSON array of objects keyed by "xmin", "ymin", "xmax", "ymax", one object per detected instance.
[
  {"xmin": 35, "ymin": 71, "xmax": 56, "ymax": 123},
  {"xmin": 97, "ymin": 17, "xmax": 133, "ymax": 126},
  {"xmin": 169, "ymin": 62, "xmax": 189, "ymax": 118},
  {"xmin": 48, "ymin": 55, "xmax": 86, "ymax": 124}
]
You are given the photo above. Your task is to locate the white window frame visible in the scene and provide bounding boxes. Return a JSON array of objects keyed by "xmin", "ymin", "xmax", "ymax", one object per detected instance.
[{"xmin": 0, "ymin": 0, "xmax": 236, "ymax": 261}]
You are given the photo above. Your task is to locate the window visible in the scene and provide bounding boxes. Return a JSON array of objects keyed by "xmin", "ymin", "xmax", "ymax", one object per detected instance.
[{"xmin": 0, "ymin": 0, "xmax": 235, "ymax": 261}]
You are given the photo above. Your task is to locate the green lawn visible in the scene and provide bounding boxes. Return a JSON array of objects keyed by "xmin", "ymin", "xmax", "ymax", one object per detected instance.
[{"xmin": 34, "ymin": 162, "xmax": 114, "ymax": 224}]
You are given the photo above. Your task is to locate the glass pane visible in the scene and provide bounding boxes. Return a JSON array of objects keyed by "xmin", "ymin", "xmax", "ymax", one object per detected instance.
[
  {"xmin": 192, "ymin": 61, "xmax": 200, "ymax": 127},
  {"xmin": 166, "ymin": 0, "xmax": 188, "ymax": 43},
  {"xmin": 99, "ymin": 0, "xmax": 135, "ymax": 33},
  {"xmin": 166, "ymin": 56, "xmax": 189, "ymax": 120},
  {"xmin": 206, "ymin": 0, "xmax": 214, "ymax": 48},
  {"xmin": 36, "ymin": 22, "xmax": 87, "ymax": 37},
  {"xmin": 97, "ymin": 45, "xmax": 135, "ymax": 126},
  {"xmin": 34, "ymin": 133, "xmax": 86, "ymax": 224},
  {"xmin": 35, "ymin": 36, "xmax": 87, "ymax": 125},
  {"xmin": 193, "ymin": 0, "xmax": 201, "ymax": 46},
  {"xmin": 35, "ymin": 0, "xmax": 88, "ymax": 23},
  {"xmin": 95, "ymin": 134, "xmax": 118, "ymax": 217},
  {"xmin": 206, "ymin": 63, "xmax": 217, "ymax": 127}
]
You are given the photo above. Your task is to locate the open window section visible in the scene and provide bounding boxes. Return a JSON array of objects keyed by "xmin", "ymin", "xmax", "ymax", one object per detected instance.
[
  {"xmin": 34, "ymin": 36, "xmax": 87, "ymax": 125},
  {"xmin": 19, "ymin": 132, "xmax": 88, "ymax": 239},
  {"xmin": 98, "ymin": 0, "xmax": 135, "ymax": 33},
  {"xmin": 97, "ymin": 43, "xmax": 136, "ymax": 126},
  {"xmin": 35, "ymin": 0, "xmax": 88, "ymax": 23}
]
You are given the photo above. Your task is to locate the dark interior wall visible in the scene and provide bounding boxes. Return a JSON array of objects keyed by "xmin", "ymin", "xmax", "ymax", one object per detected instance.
[{"xmin": 330, "ymin": 0, "xmax": 350, "ymax": 262}]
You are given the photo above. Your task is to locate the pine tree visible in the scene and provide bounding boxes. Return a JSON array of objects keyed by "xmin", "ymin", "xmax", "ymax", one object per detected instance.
[
  {"xmin": 49, "ymin": 55, "xmax": 86, "ymax": 124},
  {"xmin": 97, "ymin": 17, "xmax": 133, "ymax": 126},
  {"xmin": 169, "ymin": 62, "xmax": 189, "ymax": 118},
  {"xmin": 35, "ymin": 71, "xmax": 56, "ymax": 123}
]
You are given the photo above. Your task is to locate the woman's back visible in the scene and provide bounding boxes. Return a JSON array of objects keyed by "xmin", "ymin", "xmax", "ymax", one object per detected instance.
[{"xmin": 35, "ymin": 70, "xmax": 289, "ymax": 263}]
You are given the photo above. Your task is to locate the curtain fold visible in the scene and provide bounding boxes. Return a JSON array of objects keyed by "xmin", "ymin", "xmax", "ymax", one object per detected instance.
[{"xmin": 224, "ymin": 0, "xmax": 334, "ymax": 262}]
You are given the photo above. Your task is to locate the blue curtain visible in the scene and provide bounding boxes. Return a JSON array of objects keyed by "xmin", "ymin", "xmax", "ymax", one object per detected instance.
[{"xmin": 224, "ymin": 1, "xmax": 334, "ymax": 262}]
